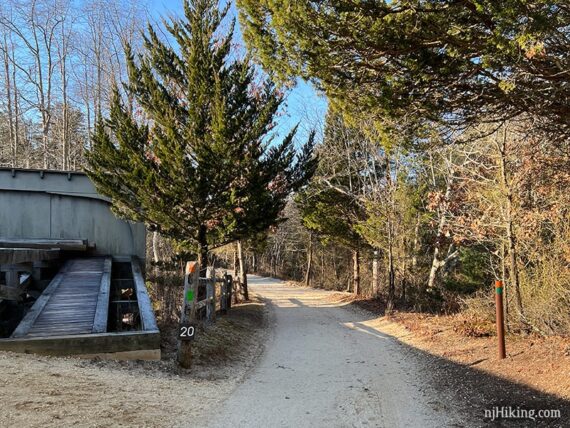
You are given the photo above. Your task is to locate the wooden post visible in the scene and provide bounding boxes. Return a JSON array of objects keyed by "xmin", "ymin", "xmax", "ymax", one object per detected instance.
[
  {"xmin": 237, "ymin": 240, "xmax": 249, "ymax": 300},
  {"xmin": 206, "ymin": 267, "xmax": 216, "ymax": 323},
  {"xmin": 220, "ymin": 274, "xmax": 227, "ymax": 314},
  {"xmin": 495, "ymin": 280, "xmax": 506, "ymax": 359},
  {"xmin": 226, "ymin": 275, "xmax": 230, "ymax": 311},
  {"xmin": 6, "ymin": 268, "xmax": 19, "ymax": 288},
  {"xmin": 178, "ymin": 261, "xmax": 199, "ymax": 368},
  {"xmin": 221, "ymin": 273, "xmax": 232, "ymax": 314}
]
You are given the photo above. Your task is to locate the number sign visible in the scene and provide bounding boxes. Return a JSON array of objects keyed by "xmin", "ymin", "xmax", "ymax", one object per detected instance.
[{"xmin": 178, "ymin": 323, "xmax": 196, "ymax": 341}]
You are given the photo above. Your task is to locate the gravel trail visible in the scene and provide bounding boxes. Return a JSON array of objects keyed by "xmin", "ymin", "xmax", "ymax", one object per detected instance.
[{"xmin": 208, "ymin": 276, "xmax": 462, "ymax": 428}]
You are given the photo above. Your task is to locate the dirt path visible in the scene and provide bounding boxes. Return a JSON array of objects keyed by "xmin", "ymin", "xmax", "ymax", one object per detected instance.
[{"xmin": 208, "ymin": 276, "xmax": 466, "ymax": 428}]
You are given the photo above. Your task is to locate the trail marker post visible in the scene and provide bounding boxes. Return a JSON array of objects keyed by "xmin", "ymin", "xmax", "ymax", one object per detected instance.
[
  {"xmin": 495, "ymin": 280, "xmax": 506, "ymax": 359},
  {"xmin": 178, "ymin": 261, "xmax": 199, "ymax": 367}
]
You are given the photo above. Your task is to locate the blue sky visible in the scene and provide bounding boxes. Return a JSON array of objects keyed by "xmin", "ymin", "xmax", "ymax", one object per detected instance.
[{"xmin": 146, "ymin": 0, "xmax": 328, "ymax": 144}]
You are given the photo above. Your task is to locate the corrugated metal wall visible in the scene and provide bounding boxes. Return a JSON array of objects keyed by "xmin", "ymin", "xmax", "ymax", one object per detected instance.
[{"xmin": 0, "ymin": 169, "xmax": 146, "ymax": 260}]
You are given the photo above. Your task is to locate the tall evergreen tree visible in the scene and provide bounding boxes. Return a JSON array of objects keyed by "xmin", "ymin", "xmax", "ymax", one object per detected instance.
[{"xmin": 86, "ymin": 0, "xmax": 315, "ymax": 271}]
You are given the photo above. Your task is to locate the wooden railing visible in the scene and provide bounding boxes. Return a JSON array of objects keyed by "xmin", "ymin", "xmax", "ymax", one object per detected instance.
[
  {"xmin": 194, "ymin": 274, "xmax": 233, "ymax": 322},
  {"xmin": 181, "ymin": 262, "xmax": 233, "ymax": 325}
]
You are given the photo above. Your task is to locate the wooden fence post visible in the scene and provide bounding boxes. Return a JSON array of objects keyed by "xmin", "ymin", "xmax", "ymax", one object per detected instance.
[
  {"xmin": 220, "ymin": 274, "xmax": 228, "ymax": 314},
  {"xmin": 225, "ymin": 274, "xmax": 232, "ymax": 312},
  {"xmin": 205, "ymin": 267, "xmax": 216, "ymax": 323},
  {"xmin": 232, "ymin": 276, "xmax": 239, "ymax": 305}
]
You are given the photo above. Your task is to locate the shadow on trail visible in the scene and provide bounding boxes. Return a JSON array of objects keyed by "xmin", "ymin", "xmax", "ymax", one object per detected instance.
[
  {"xmin": 349, "ymin": 321, "xmax": 568, "ymax": 427},
  {"xmin": 250, "ymin": 277, "xmax": 569, "ymax": 427}
]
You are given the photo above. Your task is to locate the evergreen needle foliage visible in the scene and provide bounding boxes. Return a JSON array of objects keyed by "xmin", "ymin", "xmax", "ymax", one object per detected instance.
[
  {"xmin": 237, "ymin": 0, "xmax": 570, "ymax": 140},
  {"xmin": 86, "ymin": 0, "xmax": 317, "ymax": 265}
]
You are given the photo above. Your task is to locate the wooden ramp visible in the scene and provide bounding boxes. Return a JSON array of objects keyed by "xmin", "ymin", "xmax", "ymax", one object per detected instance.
[
  {"xmin": 11, "ymin": 258, "xmax": 110, "ymax": 338},
  {"xmin": 0, "ymin": 257, "xmax": 160, "ymax": 360}
]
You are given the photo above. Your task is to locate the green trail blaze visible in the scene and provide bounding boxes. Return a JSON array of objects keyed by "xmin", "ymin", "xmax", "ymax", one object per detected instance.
[{"xmin": 186, "ymin": 290, "xmax": 194, "ymax": 302}]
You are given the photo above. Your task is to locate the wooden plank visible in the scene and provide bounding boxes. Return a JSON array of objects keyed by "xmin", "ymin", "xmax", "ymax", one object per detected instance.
[
  {"xmin": 131, "ymin": 257, "xmax": 158, "ymax": 332},
  {"xmin": 36, "ymin": 315, "xmax": 95, "ymax": 322},
  {"xmin": 10, "ymin": 262, "xmax": 69, "ymax": 338},
  {"xmin": 13, "ymin": 257, "xmax": 107, "ymax": 338},
  {"xmin": 92, "ymin": 258, "xmax": 112, "ymax": 333},
  {"xmin": 0, "ymin": 331, "xmax": 160, "ymax": 356},
  {"xmin": 31, "ymin": 322, "xmax": 93, "ymax": 328},
  {"xmin": 0, "ymin": 248, "xmax": 60, "ymax": 264},
  {"xmin": 0, "ymin": 239, "xmax": 88, "ymax": 251},
  {"xmin": 27, "ymin": 327, "xmax": 93, "ymax": 334}
]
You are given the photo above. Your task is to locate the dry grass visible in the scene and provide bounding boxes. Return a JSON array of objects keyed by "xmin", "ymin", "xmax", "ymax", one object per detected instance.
[
  {"xmin": 158, "ymin": 297, "xmax": 267, "ymax": 372},
  {"xmin": 462, "ymin": 260, "xmax": 570, "ymax": 337},
  {"xmin": 519, "ymin": 259, "xmax": 570, "ymax": 336}
]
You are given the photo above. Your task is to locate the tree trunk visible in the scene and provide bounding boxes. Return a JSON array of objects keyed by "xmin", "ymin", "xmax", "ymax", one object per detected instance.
[
  {"xmin": 59, "ymin": 20, "xmax": 69, "ymax": 170},
  {"xmin": 501, "ymin": 241, "xmax": 510, "ymax": 331},
  {"xmin": 387, "ymin": 225, "xmax": 395, "ymax": 311},
  {"xmin": 233, "ymin": 243, "xmax": 238, "ymax": 278},
  {"xmin": 427, "ymin": 172, "xmax": 455, "ymax": 292},
  {"xmin": 427, "ymin": 245, "xmax": 441, "ymax": 292},
  {"xmin": 232, "ymin": 243, "xmax": 239, "ymax": 304},
  {"xmin": 411, "ymin": 214, "xmax": 420, "ymax": 268},
  {"xmin": 197, "ymin": 225, "xmax": 208, "ymax": 276},
  {"xmin": 305, "ymin": 232, "xmax": 313, "ymax": 287},
  {"xmin": 332, "ymin": 249, "xmax": 339, "ymax": 282},
  {"xmin": 321, "ymin": 252, "xmax": 325, "ymax": 287},
  {"xmin": 152, "ymin": 231, "xmax": 159, "ymax": 264},
  {"xmin": 2, "ymin": 35, "xmax": 15, "ymax": 167},
  {"xmin": 372, "ymin": 250, "xmax": 379, "ymax": 297},
  {"xmin": 401, "ymin": 256, "xmax": 407, "ymax": 302},
  {"xmin": 384, "ymin": 155, "xmax": 396, "ymax": 310},
  {"xmin": 13, "ymin": 53, "xmax": 20, "ymax": 168},
  {"xmin": 499, "ymin": 130, "xmax": 524, "ymax": 321},
  {"xmin": 237, "ymin": 240, "xmax": 249, "ymax": 300},
  {"xmin": 352, "ymin": 249, "xmax": 360, "ymax": 295}
]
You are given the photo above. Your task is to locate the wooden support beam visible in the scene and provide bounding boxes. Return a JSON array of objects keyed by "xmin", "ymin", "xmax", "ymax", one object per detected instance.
[
  {"xmin": 131, "ymin": 257, "xmax": 158, "ymax": 332},
  {"xmin": 5, "ymin": 269, "xmax": 19, "ymax": 288},
  {"xmin": 0, "ymin": 271, "xmax": 31, "ymax": 301},
  {"xmin": 0, "ymin": 239, "xmax": 89, "ymax": 252},
  {"xmin": 0, "ymin": 331, "xmax": 160, "ymax": 356},
  {"xmin": 0, "ymin": 248, "xmax": 60, "ymax": 264},
  {"xmin": 92, "ymin": 258, "xmax": 112, "ymax": 333}
]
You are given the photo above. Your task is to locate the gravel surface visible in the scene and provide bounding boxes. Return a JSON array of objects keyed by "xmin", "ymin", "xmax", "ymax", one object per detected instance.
[{"xmin": 208, "ymin": 276, "xmax": 467, "ymax": 428}]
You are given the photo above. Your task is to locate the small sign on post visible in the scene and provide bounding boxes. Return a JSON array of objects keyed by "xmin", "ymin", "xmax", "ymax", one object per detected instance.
[{"xmin": 178, "ymin": 323, "xmax": 196, "ymax": 341}]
